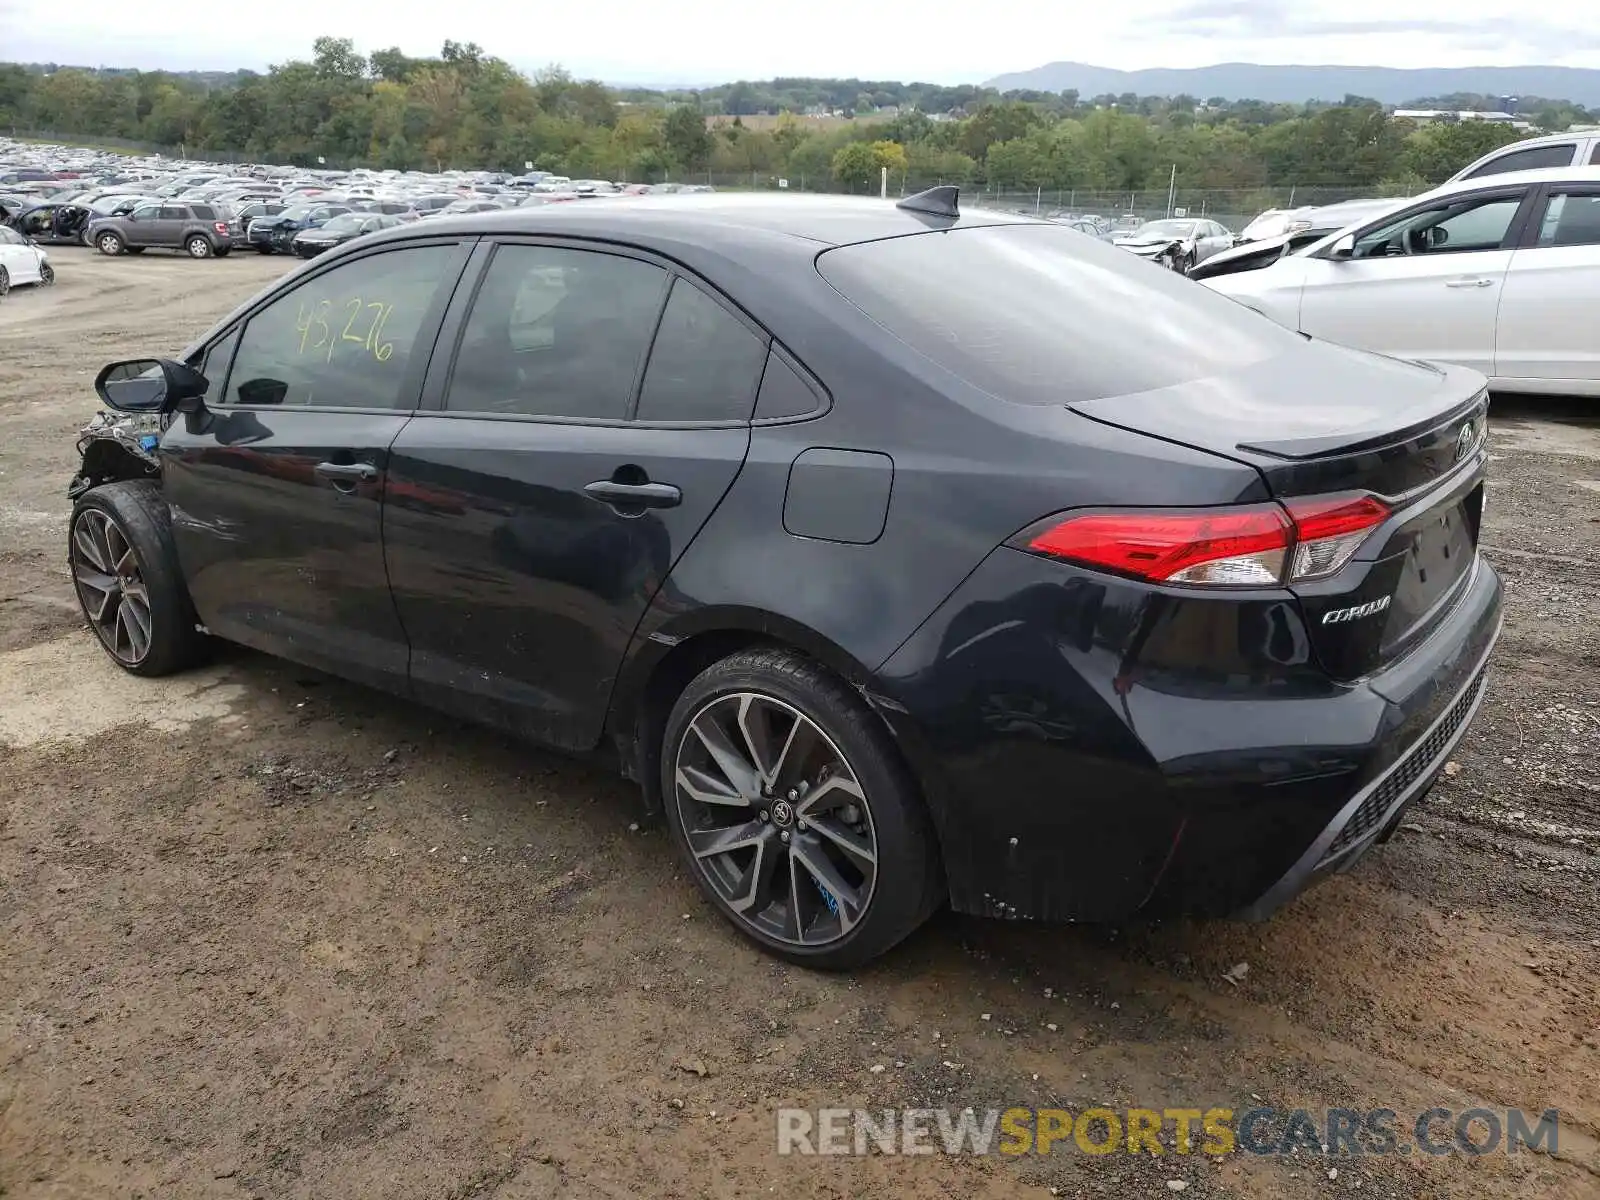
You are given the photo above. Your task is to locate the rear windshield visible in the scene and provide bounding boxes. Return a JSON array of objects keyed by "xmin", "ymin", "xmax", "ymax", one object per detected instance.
[{"xmin": 816, "ymin": 223, "xmax": 1299, "ymax": 405}]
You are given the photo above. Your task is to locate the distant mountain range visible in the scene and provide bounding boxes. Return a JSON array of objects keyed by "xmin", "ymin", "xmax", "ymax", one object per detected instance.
[{"xmin": 983, "ymin": 62, "xmax": 1600, "ymax": 107}]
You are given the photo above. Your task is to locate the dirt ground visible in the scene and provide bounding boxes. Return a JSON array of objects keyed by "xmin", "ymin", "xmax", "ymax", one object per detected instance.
[{"xmin": 1, "ymin": 247, "xmax": 1597, "ymax": 1200}]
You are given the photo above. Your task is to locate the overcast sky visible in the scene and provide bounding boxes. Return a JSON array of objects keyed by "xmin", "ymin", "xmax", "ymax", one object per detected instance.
[{"xmin": 2, "ymin": 0, "xmax": 1595, "ymax": 83}]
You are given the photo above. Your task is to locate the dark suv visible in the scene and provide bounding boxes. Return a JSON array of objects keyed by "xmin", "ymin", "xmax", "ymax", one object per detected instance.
[{"xmin": 89, "ymin": 202, "xmax": 232, "ymax": 258}]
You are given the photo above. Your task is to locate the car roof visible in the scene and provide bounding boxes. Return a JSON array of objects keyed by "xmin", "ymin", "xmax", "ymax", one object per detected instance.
[
  {"xmin": 1422, "ymin": 165, "xmax": 1600, "ymax": 202},
  {"xmin": 375, "ymin": 192, "xmax": 1040, "ymax": 251}
]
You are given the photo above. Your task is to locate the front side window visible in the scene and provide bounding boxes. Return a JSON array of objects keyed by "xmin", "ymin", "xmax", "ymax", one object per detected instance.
[
  {"xmin": 635, "ymin": 278, "xmax": 768, "ymax": 422},
  {"xmin": 130, "ymin": 204, "xmax": 160, "ymax": 221},
  {"xmin": 446, "ymin": 244, "xmax": 668, "ymax": 419},
  {"xmin": 1351, "ymin": 195, "xmax": 1522, "ymax": 258},
  {"xmin": 1534, "ymin": 191, "xmax": 1600, "ymax": 247},
  {"xmin": 224, "ymin": 245, "xmax": 455, "ymax": 409}
]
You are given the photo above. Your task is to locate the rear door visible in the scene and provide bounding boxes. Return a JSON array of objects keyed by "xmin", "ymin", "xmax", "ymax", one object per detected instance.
[
  {"xmin": 159, "ymin": 237, "xmax": 473, "ymax": 690},
  {"xmin": 383, "ymin": 239, "xmax": 766, "ymax": 750},
  {"xmin": 154, "ymin": 205, "xmax": 188, "ymax": 247},
  {"xmin": 1294, "ymin": 186, "xmax": 1533, "ymax": 375},
  {"xmin": 1494, "ymin": 183, "xmax": 1600, "ymax": 388}
]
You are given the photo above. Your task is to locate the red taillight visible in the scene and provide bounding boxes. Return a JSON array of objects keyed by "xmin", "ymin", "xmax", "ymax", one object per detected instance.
[
  {"xmin": 215, "ymin": 221, "xmax": 228, "ymax": 234},
  {"xmin": 1017, "ymin": 494, "xmax": 1390, "ymax": 588}
]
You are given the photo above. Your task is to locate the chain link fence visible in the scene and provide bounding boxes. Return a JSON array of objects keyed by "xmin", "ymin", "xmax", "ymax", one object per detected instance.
[{"xmin": 695, "ymin": 173, "xmax": 1420, "ymax": 231}]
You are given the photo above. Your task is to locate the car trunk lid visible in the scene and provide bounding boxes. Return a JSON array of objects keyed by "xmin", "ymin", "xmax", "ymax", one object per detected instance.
[{"xmin": 1069, "ymin": 341, "xmax": 1490, "ymax": 680}]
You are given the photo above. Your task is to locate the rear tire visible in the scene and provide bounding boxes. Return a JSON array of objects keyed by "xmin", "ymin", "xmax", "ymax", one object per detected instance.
[
  {"xmin": 97, "ymin": 232, "xmax": 124, "ymax": 256},
  {"xmin": 69, "ymin": 481, "xmax": 206, "ymax": 677},
  {"xmin": 660, "ymin": 647, "xmax": 943, "ymax": 969},
  {"xmin": 185, "ymin": 235, "xmax": 213, "ymax": 259}
]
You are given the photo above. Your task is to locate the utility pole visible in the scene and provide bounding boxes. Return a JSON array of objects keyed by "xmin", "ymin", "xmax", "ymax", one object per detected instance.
[{"xmin": 1166, "ymin": 163, "xmax": 1176, "ymax": 218}]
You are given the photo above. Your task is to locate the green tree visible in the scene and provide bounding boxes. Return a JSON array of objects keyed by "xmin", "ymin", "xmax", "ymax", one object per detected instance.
[
  {"xmin": 663, "ymin": 104, "xmax": 711, "ymax": 171},
  {"xmin": 831, "ymin": 140, "xmax": 879, "ymax": 191}
]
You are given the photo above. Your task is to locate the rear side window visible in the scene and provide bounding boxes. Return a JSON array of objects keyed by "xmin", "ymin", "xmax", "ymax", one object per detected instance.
[
  {"xmin": 190, "ymin": 204, "xmax": 216, "ymax": 220},
  {"xmin": 816, "ymin": 224, "xmax": 1300, "ymax": 406},
  {"xmin": 635, "ymin": 279, "xmax": 767, "ymax": 422},
  {"xmin": 1534, "ymin": 191, "xmax": 1600, "ymax": 247},
  {"xmin": 1591, "ymin": 144, "xmax": 1600, "ymax": 166},
  {"xmin": 1465, "ymin": 143, "xmax": 1575, "ymax": 177},
  {"xmin": 446, "ymin": 244, "xmax": 668, "ymax": 420},
  {"xmin": 224, "ymin": 245, "xmax": 455, "ymax": 409}
]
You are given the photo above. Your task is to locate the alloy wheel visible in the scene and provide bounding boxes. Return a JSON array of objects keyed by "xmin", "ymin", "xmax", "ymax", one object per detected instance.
[
  {"xmin": 70, "ymin": 508, "xmax": 154, "ymax": 666},
  {"xmin": 0, "ymin": 266, "xmax": 9, "ymax": 296},
  {"xmin": 187, "ymin": 237, "xmax": 210, "ymax": 258},
  {"xmin": 99, "ymin": 234, "xmax": 121, "ymax": 255},
  {"xmin": 672, "ymin": 692, "xmax": 878, "ymax": 947},
  {"xmin": 39, "ymin": 262, "xmax": 54, "ymax": 285}
]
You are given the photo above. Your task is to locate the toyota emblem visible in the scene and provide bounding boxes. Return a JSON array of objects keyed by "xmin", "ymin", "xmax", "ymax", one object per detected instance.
[{"xmin": 1455, "ymin": 420, "xmax": 1476, "ymax": 462}]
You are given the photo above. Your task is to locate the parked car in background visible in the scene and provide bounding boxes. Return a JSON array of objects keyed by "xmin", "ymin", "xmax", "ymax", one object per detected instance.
[
  {"xmin": 1449, "ymin": 131, "xmax": 1600, "ymax": 181},
  {"xmin": 12, "ymin": 202, "xmax": 95, "ymax": 245},
  {"xmin": 0, "ymin": 224, "xmax": 54, "ymax": 295},
  {"xmin": 1189, "ymin": 198, "xmax": 1407, "ymax": 281},
  {"xmin": 290, "ymin": 212, "xmax": 402, "ymax": 257},
  {"xmin": 1112, "ymin": 217, "xmax": 1233, "ymax": 271},
  {"xmin": 67, "ymin": 190, "xmax": 1500, "ymax": 968},
  {"xmin": 1203, "ymin": 167, "xmax": 1600, "ymax": 395},
  {"xmin": 89, "ymin": 202, "xmax": 232, "ymax": 258},
  {"xmin": 224, "ymin": 200, "xmax": 287, "ymax": 241},
  {"xmin": 247, "ymin": 203, "xmax": 352, "ymax": 253}
]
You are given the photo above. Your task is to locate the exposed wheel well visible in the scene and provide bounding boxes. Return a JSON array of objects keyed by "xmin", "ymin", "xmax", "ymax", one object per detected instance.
[{"xmin": 76, "ymin": 440, "xmax": 158, "ymax": 492}]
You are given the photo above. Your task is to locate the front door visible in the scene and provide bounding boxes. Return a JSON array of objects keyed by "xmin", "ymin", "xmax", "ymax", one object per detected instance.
[
  {"xmin": 383, "ymin": 241, "xmax": 766, "ymax": 749},
  {"xmin": 1296, "ymin": 188, "xmax": 1529, "ymax": 375},
  {"xmin": 159, "ymin": 238, "xmax": 473, "ymax": 690}
]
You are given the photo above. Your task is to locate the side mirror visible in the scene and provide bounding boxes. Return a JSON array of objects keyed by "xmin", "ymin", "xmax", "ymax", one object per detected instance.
[
  {"xmin": 95, "ymin": 358, "xmax": 209, "ymax": 414},
  {"xmin": 1328, "ymin": 233, "xmax": 1355, "ymax": 258}
]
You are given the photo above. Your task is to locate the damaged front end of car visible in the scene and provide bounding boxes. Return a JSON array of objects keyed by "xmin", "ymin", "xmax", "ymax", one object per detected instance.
[{"xmin": 68, "ymin": 408, "xmax": 166, "ymax": 500}]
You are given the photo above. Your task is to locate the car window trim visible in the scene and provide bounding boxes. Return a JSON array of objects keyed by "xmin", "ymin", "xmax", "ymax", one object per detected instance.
[
  {"xmin": 194, "ymin": 236, "xmax": 477, "ymax": 415},
  {"xmin": 1319, "ymin": 184, "xmax": 1537, "ymax": 260},
  {"xmin": 426, "ymin": 233, "xmax": 787, "ymax": 429}
]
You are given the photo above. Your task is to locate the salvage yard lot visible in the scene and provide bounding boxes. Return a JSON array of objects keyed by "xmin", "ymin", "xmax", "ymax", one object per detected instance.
[{"xmin": 1, "ymin": 248, "xmax": 1597, "ymax": 1199}]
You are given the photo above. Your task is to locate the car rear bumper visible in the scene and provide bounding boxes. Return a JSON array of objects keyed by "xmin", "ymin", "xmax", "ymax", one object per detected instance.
[{"xmin": 869, "ymin": 545, "xmax": 1503, "ymax": 922}]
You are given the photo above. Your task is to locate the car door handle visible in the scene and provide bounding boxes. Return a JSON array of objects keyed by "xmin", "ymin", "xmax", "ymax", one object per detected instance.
[
  {"xmin": 318, "ymin": 464, "xmax": 380, "ymax": 483},
  {"xmin": 583, "ymin": 479, "xmax": 682, "ymax": 509},
  {"xmin": 1444, "ymin": 278, "xmax": 1494, "ymax": 288}
]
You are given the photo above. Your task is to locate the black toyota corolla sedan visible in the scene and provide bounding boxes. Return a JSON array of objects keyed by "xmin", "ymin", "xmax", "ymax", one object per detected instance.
[{"xmin": 67, "ymin": 189, "xmax": 1501, "ymax": 968}]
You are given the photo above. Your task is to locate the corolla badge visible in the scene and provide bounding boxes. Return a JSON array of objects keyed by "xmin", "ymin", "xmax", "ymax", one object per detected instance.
[{"xmin": 1322, "ymin": 595, "xmax": 1392, "ymax": 625}]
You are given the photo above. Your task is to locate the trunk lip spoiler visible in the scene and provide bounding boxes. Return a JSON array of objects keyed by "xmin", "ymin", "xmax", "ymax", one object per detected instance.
[{"xmin": 1234, "ymin": 387, "xmax": 1488, "ymax": 462}]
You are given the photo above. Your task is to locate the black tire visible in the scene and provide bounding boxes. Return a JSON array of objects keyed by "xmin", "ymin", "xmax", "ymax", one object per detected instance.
[
  {"xmin": 125, "ymin": 246, "xmax": 146, "ymax": 255},
  {"xmin": 214, "ymin": 247, "xmax": 231, "ymax": 258},
  {"xmin": 68, "ymin": 481, "xmax": 206, "ymax": 677},
  {"xmin": 255, "ymin": 245, "xmax": 275, "ymax": 255},
  {"xmin": 660, "ymin": 647, "xmax": 943, "ymax": 969},
  {"xmin": 97, "ymin": 231, "xmax": 124, "ymax": 256},
  {"xmin": 185, "ymin": 235, "xmax": 213, "ymax": 259},
  {"xmin": 0, "ymin": 266, "xmax": 8, "ymax": 297},
  {"xmin": 39, "ymin": 262, "xmax": 54, "ymax": 285}
]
